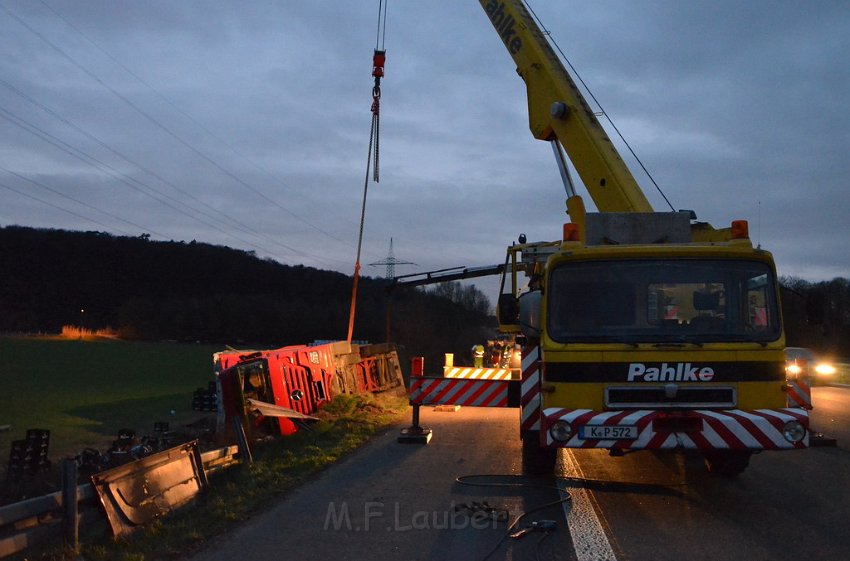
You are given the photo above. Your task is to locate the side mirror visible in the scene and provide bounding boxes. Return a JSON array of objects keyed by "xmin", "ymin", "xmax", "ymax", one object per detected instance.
[{"xmin": 519, "ymin": 290, "xmax": 542, "ymax": 338}]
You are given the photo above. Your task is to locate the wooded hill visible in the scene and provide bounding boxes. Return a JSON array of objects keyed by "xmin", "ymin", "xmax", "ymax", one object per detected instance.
[
  {"xmin": 780, "ymin": 276, "xmax": 850, "ymax": 356},
  {"xmin": 2, "ymin": 225, "xmax": 847, "ymax": 361},
  {"xmin": 0, "ymin": 225, "xmax": 496, "ymax": 368}
]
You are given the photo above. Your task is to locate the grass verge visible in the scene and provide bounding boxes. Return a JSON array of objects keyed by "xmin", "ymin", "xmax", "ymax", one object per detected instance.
[
  {"xmin": 0, "ymin": 336, "xmax": 220, "ymax": 468},
  {"xmin": 28, "ymin": 392, "xmax": 409, "ymax": 561}
]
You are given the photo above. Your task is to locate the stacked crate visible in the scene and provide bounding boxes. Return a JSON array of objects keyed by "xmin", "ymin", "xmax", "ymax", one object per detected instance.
[
  {"xmin": 192, "ymin": 381, "xmax": 218, "ymax": 412},
  {"xmin": 6, "ymin": 428, "xmax": 51, "ymax": 479}
]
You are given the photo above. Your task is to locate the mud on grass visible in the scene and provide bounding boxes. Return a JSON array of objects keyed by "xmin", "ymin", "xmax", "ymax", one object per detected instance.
[{"xmin": 26, "ymin": 392, "xmax": 409, "ymax": 561}]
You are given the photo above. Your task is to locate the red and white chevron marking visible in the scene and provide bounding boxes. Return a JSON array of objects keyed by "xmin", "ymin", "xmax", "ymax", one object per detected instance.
[
  {"xmin": 520, "ymin": 346, "xmax": 541, "ymax": 432},
  {"xmin": 786, "ymin": 379, "xmax": 812, "ymax": 409},
  {"xmin": 409, "ymin": 377, "xmax": 509, "ymax": 407},
  {"xmin": 442, "ymin": 367, "xmax": 517, "ymax": 380},
  {"xmin": 542, "ymin": 407, "xmax": 809, "ymax": 450}
]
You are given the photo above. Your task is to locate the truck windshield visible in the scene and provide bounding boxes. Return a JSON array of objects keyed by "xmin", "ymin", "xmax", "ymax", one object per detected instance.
[{"xmin": 547, "ymin": 259, "xmax": 780, "ymax": 343}]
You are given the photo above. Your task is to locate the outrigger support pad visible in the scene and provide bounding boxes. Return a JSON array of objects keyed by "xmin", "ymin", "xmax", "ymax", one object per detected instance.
[{"xmin": 397, "ymin": 403, "xmax": 432, "ymax": 444}]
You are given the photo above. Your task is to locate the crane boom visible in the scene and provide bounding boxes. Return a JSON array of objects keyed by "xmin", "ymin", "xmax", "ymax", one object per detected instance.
[{"xmin": 478, "ymin": 0, "xmax": 653, "ymax": 213}]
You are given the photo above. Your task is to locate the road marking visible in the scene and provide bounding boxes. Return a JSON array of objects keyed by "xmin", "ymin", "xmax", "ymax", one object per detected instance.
[{"xmin": 558, "ymin": 449, "xmax": 619, "ymax": 561}]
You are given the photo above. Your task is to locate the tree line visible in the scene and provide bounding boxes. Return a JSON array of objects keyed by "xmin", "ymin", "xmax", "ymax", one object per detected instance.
[
  {"xmin": 2, "ymin": 225, "xmax": 846, "ymax": 365},
  {"xmin": 0, "ymin": 226, "xmax": 495, "ymax": 370},
  {"xmin": 780, "ymin": 276, "xmax": 850, "ymax": 357}
]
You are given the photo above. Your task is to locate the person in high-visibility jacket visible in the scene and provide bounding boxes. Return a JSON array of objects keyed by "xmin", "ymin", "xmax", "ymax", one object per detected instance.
[{"xmin": 472, "ymin": 344, "xmax": 485, "ymax": 368}]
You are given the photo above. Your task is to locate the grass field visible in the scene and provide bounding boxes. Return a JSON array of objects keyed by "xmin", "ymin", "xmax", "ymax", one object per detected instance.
[
  {"xmin": 0, "ymin": 335, "xmax": 409, "ymax": 560},
  {"xmin": 0, "ymin": 335, "xmax": 221, "ymax": 476}
]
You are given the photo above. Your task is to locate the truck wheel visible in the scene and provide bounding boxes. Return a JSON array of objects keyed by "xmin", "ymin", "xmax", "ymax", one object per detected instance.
[
  {"xmin": 703, "ymin": 451, "xmax": 752, "ymax": 477},
  {"xmin": 521, "ymin": 431, "xmax": 557, "ymax": 475}
]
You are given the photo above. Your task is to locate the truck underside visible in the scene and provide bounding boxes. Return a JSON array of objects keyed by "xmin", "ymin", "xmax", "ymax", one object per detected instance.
[{"xmin": 214, "ymin": 341, "xmax": 404, "ymax": 441}]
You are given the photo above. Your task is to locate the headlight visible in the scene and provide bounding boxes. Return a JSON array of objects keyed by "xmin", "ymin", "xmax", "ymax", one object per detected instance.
[
  {"xmin": 786, "ymin": 364, "xmax": 802, "ymax": 377},
  {"xmin": 783, "ymin": 420, "xmax": 806, "ymax": 443},
  {"xmin": 549, "ymin": 420, "xmax": 573, "ymax": 442},
  {"xmin": 815, "ymin": 363, "xmax": 836, "ymax": 376}
]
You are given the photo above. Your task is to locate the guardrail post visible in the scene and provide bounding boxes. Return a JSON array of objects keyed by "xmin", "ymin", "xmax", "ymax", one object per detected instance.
[
  {"xmin": 232, "ymin": 417, "xmax": 254, "ymax": 465},
  {"xmin": 61, "ymin": 458, "xmax": 79, "ymax": 553}
]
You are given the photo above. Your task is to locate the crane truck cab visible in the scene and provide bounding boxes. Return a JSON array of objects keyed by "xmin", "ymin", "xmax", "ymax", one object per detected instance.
[{"xmin": 498, "ymin": 211, "xmax": 806, "ymax": 476}]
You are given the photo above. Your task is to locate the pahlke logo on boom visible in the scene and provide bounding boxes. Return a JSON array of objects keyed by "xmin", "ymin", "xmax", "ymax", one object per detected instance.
[
  {"xmin": 483, "ymin": 1, "xmax": 523, "ymax": 54},
  {"xmin": 627, "ymin": 363, "xmax": 715, "ymax": 382}
]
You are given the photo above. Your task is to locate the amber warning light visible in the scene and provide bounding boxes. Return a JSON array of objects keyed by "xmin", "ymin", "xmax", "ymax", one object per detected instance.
[
  {"xmin": 731, "ymin": 220, "xmax": 749, "ymax": 239},
  {"xmin": 563, "ymin": 223, "xmax": 580, "ymax": 242}
]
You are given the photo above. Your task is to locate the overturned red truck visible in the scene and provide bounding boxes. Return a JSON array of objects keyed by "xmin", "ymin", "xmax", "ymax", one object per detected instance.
[{"xmin": 213, "ymin": 341, "xmax": 404, "ymax": 439}]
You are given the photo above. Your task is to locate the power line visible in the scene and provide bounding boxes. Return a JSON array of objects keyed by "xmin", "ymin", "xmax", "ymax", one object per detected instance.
[
  {"xmin": 36, "ymin": 0, "xmax": 363, "ymax": 254},
  {"xmin": 2, "ymin": 3, "xmax": 380, "ymax": 271},
  {"xmin": 0, "ymin": 166, "xmax": 166, "ymax": 238},
  {"xmin": 0, "ymin": 107, "xmax": 312, "ymax": 263},
  {"xmin": 0, "ymin": 179, "xmax": 124, "ymax": 232},
  {"xmin": 13, "ymin": 1, "xmax": 370, "ymax": 259},
  {"xmin": 0, "ymin": 76, "xmax": 335, "ymax": 264},
  {"xmin": 0, "ymin": 108, "xmax": 238, "ymax": 237}
]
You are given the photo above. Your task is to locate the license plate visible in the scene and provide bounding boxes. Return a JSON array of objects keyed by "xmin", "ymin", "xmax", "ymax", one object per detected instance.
[{"xmin": 579, "ymin": 425, "xmax": 638, "ymax": 440}]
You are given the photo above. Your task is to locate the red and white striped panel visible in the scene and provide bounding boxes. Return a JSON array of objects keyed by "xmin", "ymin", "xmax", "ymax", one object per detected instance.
[
  {"xmin": 786, "ymin": 379, "xmax": 812, "ymax": 409},
  {"xmin": 520, "ymin": 346, "xmax": 541, "ymax": 432},
  {"xmin": 542, "ymin": 407, "xmax": 810, "ymax": 450},
  {"xmin": 409, "ymin": 377, "xmax": 509, "ymax": 407},
  {"xmin": 442, "ymin": 367, "xmax": 517, "ymax": 380}
]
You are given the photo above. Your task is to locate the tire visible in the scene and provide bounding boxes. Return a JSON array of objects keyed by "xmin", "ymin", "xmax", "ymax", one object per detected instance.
[
  {"xmin": 703, "ymin": 450, "xmax": 752, "ymax": 477},
  {"xmin": 521, "ymin": 431, "xmax": 557, "ymax": 475}
]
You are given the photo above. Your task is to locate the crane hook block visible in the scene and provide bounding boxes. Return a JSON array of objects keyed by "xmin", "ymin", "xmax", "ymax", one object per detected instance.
[{"xmin": 372, "ymin": 50, "xmax": 386, "ymax": 79}]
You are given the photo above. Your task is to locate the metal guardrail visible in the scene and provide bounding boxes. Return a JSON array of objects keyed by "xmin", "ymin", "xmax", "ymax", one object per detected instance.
[{"xmin": 0, "ymin": 443, "xmax": 241, "ymax": 559}]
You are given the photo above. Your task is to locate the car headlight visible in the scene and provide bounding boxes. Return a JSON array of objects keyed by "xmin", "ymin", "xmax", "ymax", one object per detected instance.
[
  {"xmin": 786, "ymin": 364, "xmax": 802, "ymax": 377},
  {"xmin": 783, "ymin": 420, "xmax": 806, "ymax": 443},
  {"xmin": 815, "ymin": 363, "xmax": 836, "ymax": 376},
  {"xmin": 549, "ymin": 420, "xmax": 573, "ymax": 443}
]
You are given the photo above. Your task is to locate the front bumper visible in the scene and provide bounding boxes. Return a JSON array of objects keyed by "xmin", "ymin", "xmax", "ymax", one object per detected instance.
[{"xmin": 541, "ymin": 407, "xmax": 810, "ymax": 450}]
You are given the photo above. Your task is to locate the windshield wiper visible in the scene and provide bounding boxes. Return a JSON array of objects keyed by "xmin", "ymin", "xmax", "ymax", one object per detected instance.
[
  {"xmin": 652, "ymin": 337, "xmax": 704, "ymax": 348},
  {"xmin": 719, "ymin": 333, "xmax": 770, "ymax": 346}
]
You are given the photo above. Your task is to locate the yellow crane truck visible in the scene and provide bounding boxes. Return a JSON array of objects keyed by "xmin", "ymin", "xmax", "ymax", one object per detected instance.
[{"xmin": 404, "ymin": 1, "xmax": 809, "ymax": 476}]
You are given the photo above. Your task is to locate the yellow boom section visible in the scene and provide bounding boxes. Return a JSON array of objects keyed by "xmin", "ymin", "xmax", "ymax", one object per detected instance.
[{"xmin": 478, "ymin": 0, "xmax": 653, "ymax": 213}]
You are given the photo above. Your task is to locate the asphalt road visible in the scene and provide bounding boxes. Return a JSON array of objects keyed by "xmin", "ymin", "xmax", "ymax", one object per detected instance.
[
  {"xmin": 809, "ymin": 384, "xmax": 850, "ymax": 445},
  {"xmin": 187, "ymin": 386, "xmax": 850, "ymax": 561},
  {"xmin": 561, "ymin": 385, "xmax": 850, "ymax": 561},
  {"xmin": 188, "ymin": 407, "xmax": 578, "ymax": 561}
]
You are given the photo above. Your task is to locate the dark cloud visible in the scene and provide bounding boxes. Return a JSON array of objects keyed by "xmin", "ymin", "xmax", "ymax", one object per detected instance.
[{"xmin": 1, "ymin": 0, "xmax": 847, "ymax": 303}]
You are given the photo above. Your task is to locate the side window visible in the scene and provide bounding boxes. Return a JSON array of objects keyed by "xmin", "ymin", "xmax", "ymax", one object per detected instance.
[
  {"xmin": 743, "ymin": 274, "xmax": 771, "ymax": 330},
  {"xmin": 747, "ymin": 288, "xmax": 769, "ymax": 328}
]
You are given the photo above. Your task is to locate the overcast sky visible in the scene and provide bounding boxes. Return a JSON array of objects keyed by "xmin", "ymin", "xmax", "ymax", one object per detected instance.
[{"xmin": 1, "ymin": 1, "xmax": 848, "ymax": 303}]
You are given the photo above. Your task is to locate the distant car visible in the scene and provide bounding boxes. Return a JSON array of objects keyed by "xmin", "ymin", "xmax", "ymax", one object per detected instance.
[{"xmin": 785, "ymin": 347, "xmax": 836, "ymax": 385}]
